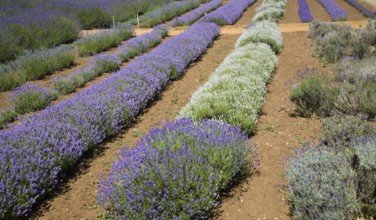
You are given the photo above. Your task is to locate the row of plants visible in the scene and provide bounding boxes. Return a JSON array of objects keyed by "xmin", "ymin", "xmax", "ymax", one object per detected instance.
[
  {"xmin": 286, "ymin": 20, "xmax": 376, "ymax": 219},
  {"xmin": 0, "ymin": 26, "xmax": 170, "ymax": 130},
  {"xmin": 0, "ymin": 22, "xmax": 221, "ymax": 219},
  {"xmin": 318, "ymin": 0, "xmax": 348, "ymax": 20},
  {"xmin": 344, "ymin": 0, "xmax": 375, "ymax": 17},
  {"xmin": 253, "ymin": 0, "xmax": 287, "ymax": 23},
  {"xmin": 298, "ymin": 0, "xmax": 313, "ymax": 22},
  {"xmin": 197, "ymin": 0, "xmax": 256, "ymax": 25},
  {"xmin": 98, "ymin": 118, "xmax": 256, "ymax": 219},
  {"xmin": 308, "ymin": 20, "xmax": 376, "ymax": 64},
  {"xmin": 0, "ymin": 0, "xmax": 174, "ymax": 63},
  {"xmin": 138, "ymin": 0, "xmax": 201, "ymax": 27},
  {"xmin": 0, "ymin": 24, "xmax": 134, "ymax": 92},
  {"xmin": 180, "ymin": 2, "xmax": 284, "ymax": 134},
  {"xmin": 97, "ymin": 0, "xmax": 280, "ymax": 218},
  {"xmin": 171, "ymin": 0, "xmax": 223, "ymax": 27}
]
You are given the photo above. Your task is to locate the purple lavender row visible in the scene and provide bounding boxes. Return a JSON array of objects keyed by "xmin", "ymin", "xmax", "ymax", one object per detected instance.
[
  {"xmin": 0, "ymin": 22, "xmax": 220, "ymax": 219},
  {"xmin": 52, "ymin": 25, "xmax": 170, "ymax": 95},
  {"xmin": 171, "ymin": 0, "xmax": 223, "ymax": 27},
  {"xmin": 344, "ymin": 0, "xmax": 375, "ymax": 17},
  {"xmin": 319, "ymin": 0, "xmax": 348, "ymax": 20},
  {"xmin": 299, "ymin": 0, "xmax": 314, "ymax": 22},
  {"xmin": 197, "ymin": 0, "xmax": 256, "ymax": 25}
]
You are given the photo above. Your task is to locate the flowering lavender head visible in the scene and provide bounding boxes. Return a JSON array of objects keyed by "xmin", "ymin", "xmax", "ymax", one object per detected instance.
[{"xmin": 98, "ymin": 118, "xmax": 255, "ymax": 219}]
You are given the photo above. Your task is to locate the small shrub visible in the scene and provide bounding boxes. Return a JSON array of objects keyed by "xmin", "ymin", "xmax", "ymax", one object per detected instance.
[
  {"xmin": 335, "ymin": 80, "xmax": 376, "ymax": 118},
  {"xmin": 337, "ymin": 57, "xmax": 376, "ymax": 83},
  {"xmin": 0, "ymin": 110, "xmax": 18, "ymax": 129},
  {"xmin": 290, "ymin": 73, "xmax": 339, "ymax": 117},
  {"xmin": 76, "ymin": 26, "xmax": 132, "ymax": 57},
  {"xmin": 0, "ymin": 45, "xmax": 75, "ymax": 91},
  {"xmin": 321, "ymin": 114, "xmax": 375, "ymax": 149},
  {"xmin": 286, "ymin": 146, "xmax": 360, "ymax": 220},
  {"xmin": 98, "ymin": 118, "xmax": 256, "ymax": 219},
  {"xmin": 308, "ymin": 20, "xmax": 375, "ymax": 64},
  {"xmin": 10, "ymin": 84, "xmax": 58, "ymax": 114}
]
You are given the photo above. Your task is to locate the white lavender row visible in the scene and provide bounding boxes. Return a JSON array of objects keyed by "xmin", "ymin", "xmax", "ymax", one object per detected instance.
[
  {"xmin": 178, "ymin": 42, "xmax": 277, "ymax": 134},
  {"xmin": 197, "ymin": 0, "xmax": 256, "ymax": 25},
  {"xmin": 0, "ymin": 22, "xmax": 220, "ymax": 219},
  {"xmin": 252, "ymin": 0, "xmax": 287, "ymax": 22},
  {"xmin": 236, "ymin": 20, "xmax": 282, "ymax": 53},
  {"xmin": 319, "ymin": 0, "xmax": 348, "ymax": 21},
  {"xmin": 171, "ymin": 0, "xmax": 223, "ymax": 26}
]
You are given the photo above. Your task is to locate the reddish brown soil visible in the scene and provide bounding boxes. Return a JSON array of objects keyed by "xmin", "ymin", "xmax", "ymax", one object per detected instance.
[
  {"xmin": 306, "ymin": 0, "xmax": 332, "ymax": 21},
  {"xmin": 334, "ymin": 0, "xmax": 366, "ymax": 20},
  {"xmin": 280, "ymin": 0, "xmax": 301, "ymax": 23}
]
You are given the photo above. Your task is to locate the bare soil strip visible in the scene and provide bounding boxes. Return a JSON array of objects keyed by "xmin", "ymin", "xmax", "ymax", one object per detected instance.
[
  {"xmin": 280, "ymin": 0, "xmax": 301, "ymax": 23},
  {"xmin": 306, "ymin": 0, "xmax": 332, "ymax": 21},
  {"xmin": 334, "ymin": 0, "xmax": 367, "ymax": 20},
  {"xmin": 217, "ymin": 30, "xmax": 326, "ymax": 220}
]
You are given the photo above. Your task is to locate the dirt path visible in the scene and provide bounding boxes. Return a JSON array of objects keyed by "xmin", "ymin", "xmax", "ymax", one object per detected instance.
[
  {"xmin": 334, "ymin": 0, "xmax": 366, "ymax": 20},
  {"xmin": 359, "ymin": 0, "xmax": 376, "ymax": 10},
  {"xmin": 306, "ymin": 0, "xmax": 332, "ymax": 21},
  {"xmin": 280, "ymin": 0, "xmax": 301, "ymax": 23},
  {"xmin": 217, "ymin": 30, "xmax": 326, "ymax": 220}
]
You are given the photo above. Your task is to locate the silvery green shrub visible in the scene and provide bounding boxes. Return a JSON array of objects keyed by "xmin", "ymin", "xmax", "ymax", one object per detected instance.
[
  {"xmin": 235, "ymin": 20, "xmax": 282, "ymax": 53},
  {"xmin": 286, "ymin": 146, "xmax": 360, "ymax": 220},
  {"xmin": 321, "ymin": 114, "xmax": 375, "ymax": 149},
  {"xmin": 253, "ymin": 6, "xmax": 285, "ymax": 22},
  {"xmin": 179, "ymin": 42, "xmax": 277, "ymax": 134}
]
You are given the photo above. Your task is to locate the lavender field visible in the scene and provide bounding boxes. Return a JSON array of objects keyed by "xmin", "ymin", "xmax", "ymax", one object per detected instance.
[{"xmin": 0, "ymin": 0, "xmax": 375, "ymax": 219}]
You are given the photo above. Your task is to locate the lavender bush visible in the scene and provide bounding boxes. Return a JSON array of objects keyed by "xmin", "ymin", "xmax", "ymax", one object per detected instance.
[
  {"xmin": 197, "ymin": 0, "xmax": 256, "ymax": 25},
  {"xmin": 298, "ymin": 0, "xmax": 313, "ymax": 22},
  {"xmin": 0, "ymin": 45, "xmax": 75, "ymax": 92},
  {"xmin": 252, "ymin": 1, "xmax": 287, "ymax": 23},
  {"xmin": 75, "ymin": 24, "xmax": 133, "ymax": 57},
  {"xmin": 10, "ymin": 84, "xmax": 57, "ymax": 115},
  {"xmin": 235, "ymin": 20, "xmax": 282, "ymax": 53},
  {"xmin": 0, "ymin": 110, "xmax": 17, "ymax": 130},
  {"xmin": 321, "ymin": 114, "xmax": 375, "ymax": 149},
  {"xmin": 171, "ymin": 0, "xmax": 223, "ymax": 26},
  {"xmin": 344, "ymin": 0, "xmax": 375, "ymax": 17},
  {"xmin": 139, "ymin": 0, "xmax": 200, "ymax": 27},
  {"xmin": 0, "ymin": 22, "xmax": 220, "ymax": 219},
  {"xmin": 98, "ymin": 118, "xmax": 255, "ymax": 219},
  {"xmin": 318, "ymin": 0, "xmax": 348, "ymax": 21},
  {"xmin": 53, "ymin": 26, "xmax": 169, "ymax": 95},
  {"xmin": 115, "ymin": 25, "xmax": 169, "ymax": 61},
  {"xmin": 286, "ymin": 146, "xmax": 360, "ymax": 219}
]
